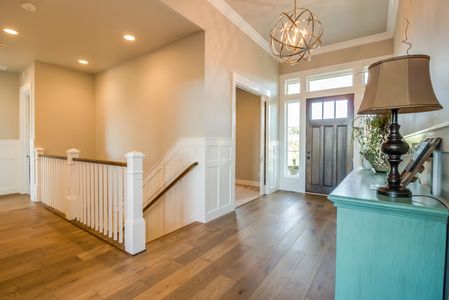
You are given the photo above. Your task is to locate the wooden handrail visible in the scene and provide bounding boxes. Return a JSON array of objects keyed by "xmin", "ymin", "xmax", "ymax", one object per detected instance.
[
  {"xmin": 143, "ymin": 162, "xmax": 199, "ymax": 213},
  {"xmin": 40, "ymin": 154, "xmax": 67, "ymax": 160},
  {"xmin": 39, "ymin": 154, "xmax": 127, "ymax": 167},
  {"xmin": 73, "ymin": 157, "xmax": 127, "ymax": 167}
]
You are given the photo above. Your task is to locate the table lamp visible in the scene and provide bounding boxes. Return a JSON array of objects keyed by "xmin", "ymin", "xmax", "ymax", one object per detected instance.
[{"xmin": 358, "ymin": 55, "xmax": 442, "ymax": 198}]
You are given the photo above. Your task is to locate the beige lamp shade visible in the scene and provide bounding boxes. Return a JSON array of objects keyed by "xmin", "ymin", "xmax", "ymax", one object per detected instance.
[{"xmin": 359, "ymin": 55, "xmax": 442, "ymax": 114}]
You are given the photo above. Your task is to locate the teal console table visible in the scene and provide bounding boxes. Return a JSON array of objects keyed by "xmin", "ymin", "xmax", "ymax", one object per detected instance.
[{"xmin": 328, "ymin": 169, "xmax": 449, "ymax": 300}]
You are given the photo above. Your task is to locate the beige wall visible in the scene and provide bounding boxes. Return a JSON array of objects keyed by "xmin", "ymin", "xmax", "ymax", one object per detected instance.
[
  {"xmin": 394, "ymin": 0, "xmax": 449, "ymax": 134},
  {"xmin": 280, "ymin": 39, "xmax": 394, "ymax": 74},
  {"xmin": 0, "ymin": 71, "xmax": 19, "ymax": 139},
  {"xmin": 236, "ymin": 88, "xmax": 260, "ymax": 182},
  {"xmin": 162, "ymin": 0, "xmax": 279, "ymax": 139},
  {"xmin": 34, "ymin": 62, "xmax": 95, "ymax": 156},
  {"xmin": 95, "ymin": 33, "xmax": 205, "ymax": 169}
]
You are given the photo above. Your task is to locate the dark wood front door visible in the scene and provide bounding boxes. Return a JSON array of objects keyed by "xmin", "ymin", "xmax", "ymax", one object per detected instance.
[{"xmin": 306, "ymin": 94, "xmax": 354, "ymax": 194}]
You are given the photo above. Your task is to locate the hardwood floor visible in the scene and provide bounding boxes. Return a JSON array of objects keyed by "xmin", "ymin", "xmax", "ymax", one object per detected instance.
[
  {"xmin": 0, "ymin": 191, "xmax": 336, "ymax": 300},
  {"xmin": 235, "ymin": 184, "xmax": 259, "ymax": 207}
]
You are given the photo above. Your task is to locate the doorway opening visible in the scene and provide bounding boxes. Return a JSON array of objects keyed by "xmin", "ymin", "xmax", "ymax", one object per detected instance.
[
  {"xmin": 19, "ymin": 84, "xmax": 34, "ymax": 196},
  {"xmin": 234, "ymin": 87, "xmax": 267, "ymax": 207},
  {"xmin": 306, "ymin": 94, "xmax": 354, "ymax": 195}
]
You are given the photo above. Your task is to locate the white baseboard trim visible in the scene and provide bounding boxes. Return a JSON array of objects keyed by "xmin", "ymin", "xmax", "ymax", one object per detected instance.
[
  {"xmin": 0, "ymin": 187, "xmax": 19, "ymax": 196},
  {"xmin": 235, "ymin": 179, "xmax": 260, "ymax": 187},
  {"xmin": 266, "ymin": 186, "xmax": 280, "ymax": 194},
  {"xmin": 205, "ymin": 203, "xmax": 234, "ymax": 222}
]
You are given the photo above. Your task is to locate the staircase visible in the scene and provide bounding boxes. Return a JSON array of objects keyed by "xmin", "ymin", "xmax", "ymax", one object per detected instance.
[
  {"xmin": 34, "ymin": 139, "xmax": 203, "ymax": 254},
  {"xmin": 141, "ymin": 138, "xmax": 205, "ymax": 242}
]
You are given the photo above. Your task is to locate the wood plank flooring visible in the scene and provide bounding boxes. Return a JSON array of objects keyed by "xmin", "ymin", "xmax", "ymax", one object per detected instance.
[{"xmin": 0, "ymin": 191, "xmax": 336, "ymax": 299}]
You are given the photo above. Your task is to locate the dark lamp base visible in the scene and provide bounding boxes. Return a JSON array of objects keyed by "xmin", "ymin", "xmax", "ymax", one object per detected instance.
[
  {"xmin": 378, "ymin": 108, "xmax": 412, "ymax": 199},
  {"xmin": 377, "ymin": 185, "xmax": 412, "ymax": 198}
]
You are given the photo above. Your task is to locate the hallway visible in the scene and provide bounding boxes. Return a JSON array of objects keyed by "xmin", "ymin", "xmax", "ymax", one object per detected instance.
[
  {"xmin": 235, "ymin": 184, "xmax": 260, "ymax": 207},
  {"xmin": 0, "ymin": 192, "xmax": 335, "ymax": 299}
]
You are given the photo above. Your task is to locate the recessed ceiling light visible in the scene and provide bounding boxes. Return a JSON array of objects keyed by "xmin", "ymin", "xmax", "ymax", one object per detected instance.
[
  {"xmin": 3, "ymin": 28, "xmax": 19, "ymax": 35},
  {"xmin": 20, "ymin": 2, "xmax": 37, "ymax": 12},
  {"xmin": 123, "ymin": 34, "xmax": 136, "ymax": 41},
  {"xmin": 78, "ymin": 59, "xmax": 89, "ymax": 65},
  {"xmin": 0, "ymin": 65, "xmax": 8, "ymax": 71}
]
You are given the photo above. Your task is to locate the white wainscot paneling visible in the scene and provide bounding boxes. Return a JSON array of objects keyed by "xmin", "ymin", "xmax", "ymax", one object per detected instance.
[
  {"xmin": 143, "ymin": 138, "xmax": 206, "ymax": 242},
  {"xmin": 205, "ymin": 138, "xmax": 233, "ymax": 222},
  {"xmin": 0, "ymin": 140, "xmax": 20, "ymax": 195},
  {"xmin": 268, "ymin": 140, "xmax": 280, "ymax": 193}
]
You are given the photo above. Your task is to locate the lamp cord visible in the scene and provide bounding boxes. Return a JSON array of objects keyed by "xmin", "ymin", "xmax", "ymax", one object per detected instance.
[
  {"xmin": 402, "ymin": 18, "xmax": 413, "ymax": 55},
  {"xmin": 412, "ymin": 194, "xmax": 448, "ymax": 208}
]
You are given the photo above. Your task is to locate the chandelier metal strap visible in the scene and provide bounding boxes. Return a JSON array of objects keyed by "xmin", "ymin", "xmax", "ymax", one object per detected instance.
[{"xmin": 270, "ymin": 1, "xmax": 323, "ymax": 65}]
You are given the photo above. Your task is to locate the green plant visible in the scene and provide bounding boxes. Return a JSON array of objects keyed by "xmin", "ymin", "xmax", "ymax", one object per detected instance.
[
  {"xmin": 288, "ymin": 158, "xmax": 299, "ymax": 175},
  {"xmin": 353, "ymin": 114, "xmax": 390, "ymax": 173}
]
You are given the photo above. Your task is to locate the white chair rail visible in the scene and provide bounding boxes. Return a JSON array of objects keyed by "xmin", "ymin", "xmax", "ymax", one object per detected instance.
[{"xmin": 34, "ymin": 148, "xmax": 145, "ymax": 255}]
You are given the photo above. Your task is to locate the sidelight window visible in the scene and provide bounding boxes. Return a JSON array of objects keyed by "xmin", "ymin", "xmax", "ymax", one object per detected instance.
[{"xmin": 286, "ymin": 101, "xmax": 300, "ymax": 177}]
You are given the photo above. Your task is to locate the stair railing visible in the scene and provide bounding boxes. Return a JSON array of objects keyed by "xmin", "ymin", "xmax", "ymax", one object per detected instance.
[
  {"xmin": 35, "ymin": 148, "xmax": 145, "ymax": 255},
  {"xmin": 143, "ymin": 162, "xmax": 199, "ymax": 213}
]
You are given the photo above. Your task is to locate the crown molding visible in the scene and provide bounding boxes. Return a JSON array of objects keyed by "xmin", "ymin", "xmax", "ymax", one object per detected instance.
[
  {"xmin": 207, "ymin": 0, "xmax": 274, "ymax": 57},
  {"xmin": 313, "ymin": 32, "xmax": 394, "ymax": 55},
  {"xmin": 209, "ymin": 0, "xmax": 397, "ymax": 61},
  {"xmin": 387, "ymin": 0, "xmax": 399, "ymax": 34}
]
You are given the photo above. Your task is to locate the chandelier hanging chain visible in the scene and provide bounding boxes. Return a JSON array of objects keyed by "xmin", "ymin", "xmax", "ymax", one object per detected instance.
[{"xmin": 294, "ymin": 0, "xmax": 297, "ymax": 18}]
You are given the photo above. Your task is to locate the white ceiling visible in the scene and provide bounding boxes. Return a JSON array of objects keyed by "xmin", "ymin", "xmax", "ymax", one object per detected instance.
[
  {"xmin": 223, "ymin": 0, "xmax": 391, "ymax": 46},
  {"xmin": 0, "ymin": 0, "xmax": 202, "ymax": 73}
]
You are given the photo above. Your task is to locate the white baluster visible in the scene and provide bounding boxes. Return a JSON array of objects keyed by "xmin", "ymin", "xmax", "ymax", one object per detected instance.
[
  {"xmin": 108, "ymin": 166, "xmax": 113, "ymax": 238},
  {"xmin": 113, "ymin": 167, "xmax": 118, "ymax": 241},
  {"xmin": 95, "ymin": 164, "xmax": 99, "ymax": 230},
  {"xmin": 87, "ymin": 163, "xmax": 91, "ymax": 227},
  {"xmin": 99, "ymin": 165, "xmax": 103, "ymax": 233},
  {"xmin": 124, "ymin": 151, "xmax": 145, "ymax": 255},
  {"xmin": 90, "ymin": 164, "xmax": 94, "ymax": 228},
  {"xmin": 118, "ymin": 167, "xmax": 124, "ymax": 243},
  {"xmin": 34, "ymin": 148, "xmax": 45, "ymax": 203},
  {"xmin": 66, "ymin": 149, "xmax": 80, "ymax": 220},
  {"xmin": 103, "ymin": 165, "xmax": 107, "ymax": 235}
]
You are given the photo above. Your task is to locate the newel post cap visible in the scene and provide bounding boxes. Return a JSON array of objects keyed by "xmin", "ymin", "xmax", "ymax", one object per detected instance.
[
  {"xmin": 125, "ymin": 151, "xmax": 145, "ymax": 159},
  {"xmin": 35, "ymin": 147, "xmax": 45, "ymax": 154},
  {"xmin": 66, "ymin": 148, "xmax": 80, "ymax": 155}
]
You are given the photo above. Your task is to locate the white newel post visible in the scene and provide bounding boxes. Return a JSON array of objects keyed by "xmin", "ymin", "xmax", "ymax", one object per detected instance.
[
  {"xmin": 125, "ymin": 151, "xmax": 146, "ymax": 255},
  {"xmin": 66, "ymin": 149, "xmax": 80, "ymax": 220},
  {"xmin": 34, "ymin": 148, "xmax": 45, "ymax": 203}
]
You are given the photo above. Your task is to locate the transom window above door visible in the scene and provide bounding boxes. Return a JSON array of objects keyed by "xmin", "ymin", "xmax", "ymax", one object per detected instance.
[
  {"xmin": 308, "ymin": 70, "xmax": 353, "ymax": 92},
  {"xmin": 311, "ymin": 99, "xmax": 349, "ymax": 120},
  {"xmin": 285, "ymin": 78, "xmax": 300, "ymax": 95}
]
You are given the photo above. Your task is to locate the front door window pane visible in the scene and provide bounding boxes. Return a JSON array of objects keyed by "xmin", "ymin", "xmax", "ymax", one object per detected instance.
[
  {"xmin": 323, "ymin": 101, "xmax": 335, "ymax": 119},
  {"xmin": 335, "ymin": 100, "xmax": 348, "ymax": 118},
  {"xmin": 311, "ymin": 102, "xmax": 322, "ymax": 120}
]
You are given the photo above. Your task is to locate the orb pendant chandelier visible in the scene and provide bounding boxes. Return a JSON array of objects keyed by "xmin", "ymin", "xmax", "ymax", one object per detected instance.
[{"xmin": 270, "ymin": 0, "xmax": 323, "ymax": 65}]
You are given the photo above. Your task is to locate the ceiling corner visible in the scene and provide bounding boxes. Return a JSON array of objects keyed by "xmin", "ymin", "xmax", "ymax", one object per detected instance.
[
  {"xmin": 387, "ymin": 0, "xmax": 399, "ymax": 34},
  {"xmin": 207, "ymin": 0, "xmax": 275, "ymax": 58}
]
